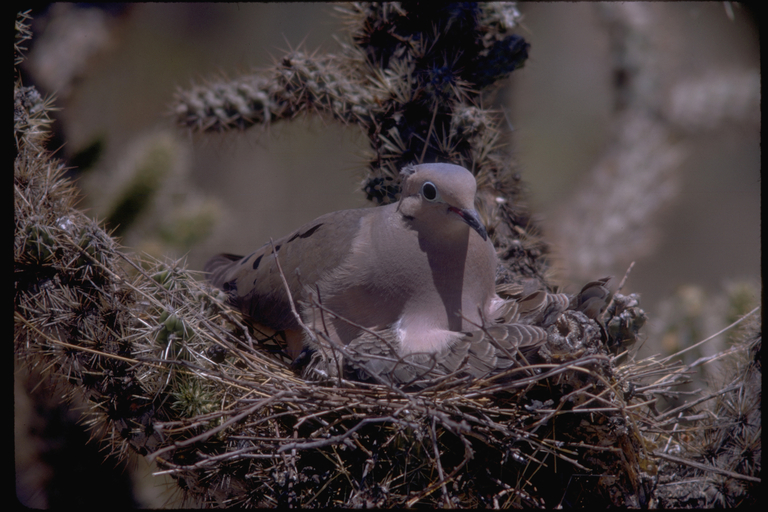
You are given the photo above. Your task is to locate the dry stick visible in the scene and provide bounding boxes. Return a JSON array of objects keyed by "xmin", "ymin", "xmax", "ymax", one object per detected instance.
[
  {"xmin": 311, "ymin": 284, "xmax": 344, "ymax": 387},
  {"xmin": 620, "ymin": 358, "xmax": 688, "ymax": 390},
  {"xmin": 277, "ymin": 416, "xmax": 418, "ymax": 453},
  {"xmin": 655, "ymin": 382, "xmax": 741, "ymax": 421},
  {"xmin": 686, "ymin": 337, "xmax": 756, "ymax": 370},
  {"xmin": 147, "ymin": 392, "xmax": 288, "ymax": 462},
  {"xmin": 657, "ymin": 305, "xmax": 760, "ymax": 367},
  {"xmin": 197, "ymin": 317, "xmax": 267, "ymax": 375},
  {"xmin": 153, "ymin": 447, "xmax": 281, "ymax": 476},
  {"xmin": 304, "ymin": 295, "xmax": 447, "ymax": 390},
  {"xmin": 406, "ymin": 427, "xmax": 475, "ymax": 507},
  {"xmin": 461, "ymin": 309, "xmax": 522, "ymax": 362},
  {"xmin": 503, "ymin": 354, "xmax": 656, "ymax": 464},
  {"xmin": 216, "ymin": 307, "xmax": 258, "ymax": 352},
  {"xmin": 599, "ymin": 260, "xmax": 635, "ymax": 323},
  {"xmin": 463, "ymin": 355, "xmax": 613, "ymax": 398},
  {"xmin": 460, "ymin": 307, "xmax": 548, "ymax": 377},
  {"xmin": 293, "ymin": 265, "xmax": 428, "ymax": 391},
  {"xmin": 662, "ymin": 419, "xmax": 684, "ymax": 454},
  {"xmin": 429, "ymin": 415, "xmax": 452, "ymax": 508},
  {"xmin": 430, "ymin": 398, "xmax": 590, "ymax": 474},
  {"xmin": 136, "ymin": 355, "xmax": 256, "ymax": 396},
  {"xmin": 493, "ymin": 485, "xmax": 539, "ymax": 509},
  {"xmin": 155, "ymin": 407, "xmax": 249, "ymax": 433},
  {"xmin": 652, "ymin": 450, "xmax": 761, "ymax": 483},
  {"xmin": 306, "ymin": 294, "xmax": 402, "ymax": 364},
  {"xmin": 304, "ymin": 301, "xmax": 412, "ymax": 391},
  {"xmin": 269, "ymin": 238, "xmax": 318, "ymax": 345}
]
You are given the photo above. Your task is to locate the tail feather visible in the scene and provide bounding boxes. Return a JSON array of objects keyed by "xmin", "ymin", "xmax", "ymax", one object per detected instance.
[{"xmin": 204, "ymin": 253, "xmax": 242, "ymax": 288}]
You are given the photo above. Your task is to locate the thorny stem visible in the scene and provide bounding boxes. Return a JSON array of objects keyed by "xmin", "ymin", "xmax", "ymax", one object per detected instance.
[{"xmin": 658, "ymin": 306, "xmax": 759, "ymax": 365}]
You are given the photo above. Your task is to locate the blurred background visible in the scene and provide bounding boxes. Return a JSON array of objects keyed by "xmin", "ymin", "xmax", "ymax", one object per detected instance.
[{"xmin": 16, "ymin": 3, "xmax": 759, "ymax": 507}]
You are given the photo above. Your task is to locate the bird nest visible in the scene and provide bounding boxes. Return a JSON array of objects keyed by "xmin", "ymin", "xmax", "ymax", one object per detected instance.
[
  {"xmin": 164, "ymin": 311, "xmax": 649, "ymax": 508},
  {"xmin": 135, "ymin": 283, "xmax": 658, "ymax": 508},
  {"xmin": 13, "ymin": 189, "xmax": 660, "ymax": 508}
]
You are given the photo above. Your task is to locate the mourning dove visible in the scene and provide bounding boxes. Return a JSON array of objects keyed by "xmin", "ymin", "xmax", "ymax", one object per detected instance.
[{"xmin": 205, "ymin": 163, "xmax": 605, "ymax": 385}]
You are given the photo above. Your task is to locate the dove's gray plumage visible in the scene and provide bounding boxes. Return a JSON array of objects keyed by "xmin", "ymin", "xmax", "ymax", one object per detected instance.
[{"xmin": 206, "ymin": 163, "xmax": 608, "ymax": 385}]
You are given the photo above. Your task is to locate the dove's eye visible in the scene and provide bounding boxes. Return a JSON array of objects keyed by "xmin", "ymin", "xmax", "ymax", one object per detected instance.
[{"xmin": 421, "ymin": 181, "xmax": 438, "ymax": 201}]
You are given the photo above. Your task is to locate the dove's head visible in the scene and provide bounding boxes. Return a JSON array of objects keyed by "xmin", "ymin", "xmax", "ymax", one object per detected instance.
[{"xmin": 398, "ymin": 163, "xmax": 488, "ymax": 241}]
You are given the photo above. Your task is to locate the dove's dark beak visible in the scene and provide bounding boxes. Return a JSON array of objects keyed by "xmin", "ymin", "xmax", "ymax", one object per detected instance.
[{"xmin": 450, "ymin": 206, "xmax": 488, "ymax": 241}]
